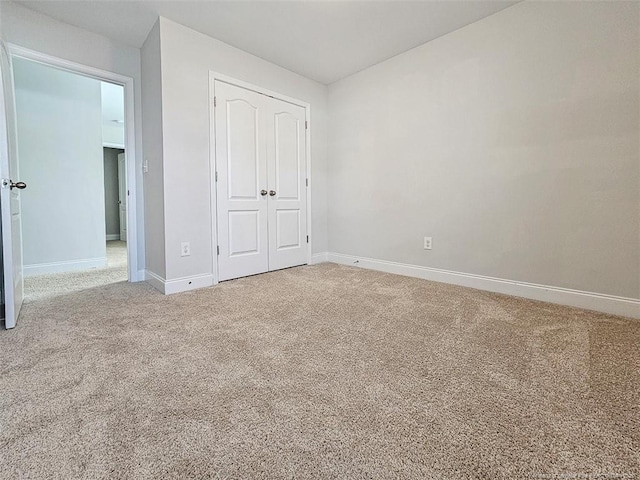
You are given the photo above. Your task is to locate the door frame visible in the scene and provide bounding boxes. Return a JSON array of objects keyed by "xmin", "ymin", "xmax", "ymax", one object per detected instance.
[
  {"xmin": 7, "ymin": 44, "xmax": 142, "ymax": 282},
  {"xmin": 208, "ymin": 72, "xmax": 312, "ymax": 284}
]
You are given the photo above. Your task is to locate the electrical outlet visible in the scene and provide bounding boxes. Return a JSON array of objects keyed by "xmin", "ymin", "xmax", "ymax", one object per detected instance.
[
  {"xmin": 181, "ymin": 242, "xmax": 190, "ymax": 257},
  {"xmin": 423, "ymin": 237, "xmax": 432, "ymax": 250}
]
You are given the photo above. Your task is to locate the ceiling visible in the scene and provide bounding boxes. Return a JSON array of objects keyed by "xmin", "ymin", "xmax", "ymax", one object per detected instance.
[{"xmin": 16, "ymin": 1, "xmax": 517, "ymax": 84}]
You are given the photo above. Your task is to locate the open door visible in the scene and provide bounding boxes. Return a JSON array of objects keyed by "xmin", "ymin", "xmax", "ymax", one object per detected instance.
[
  {"xmin": 117, "ymin": 152, "xmax": 127, "ymax": 242},
  {"xmin": 0, "ymin": 42, "xmax": 25, "ymax": 329}
]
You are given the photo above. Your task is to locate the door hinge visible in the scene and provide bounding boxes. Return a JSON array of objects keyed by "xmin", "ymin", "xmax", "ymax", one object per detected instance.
[
  {"xmin": 217, "ymin": 245, "xmax": 220, "ymax": 255},
  {"xmin": 306, "ymin": 235, "xmax": 309, "ymax": 243},
  {"xmin": 305, "ymin": 120, "xmax": 308, "ymax": 130},
  {"xmin": 214, "ymin": 96, "xmax": 217, "ymax": 107},
  {"xmin": 215, "ymin": 171, "xmax": 218, "ymax": 182},
  {"xmin": 305, "ymin": 178, "xmax": 308, "ymax": 187}
]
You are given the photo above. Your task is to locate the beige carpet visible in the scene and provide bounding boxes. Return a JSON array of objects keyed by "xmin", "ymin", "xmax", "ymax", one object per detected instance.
[
  {"xmin": 24, "ymin": 241, "xmax": 127, "ymax": 302},
  {"xmin": 1, "ymin": 263, "xmax": 638, "ymax": 479}
]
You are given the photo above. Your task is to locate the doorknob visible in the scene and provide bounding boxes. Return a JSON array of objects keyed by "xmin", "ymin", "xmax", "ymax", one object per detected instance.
[
  {"xmin": 2, "ymin": 179, "xmax": 27, "ymax": 190},
  {"xmin": 260, "ymin": 189, "xmax": 268, "ymax": 196},
  {"xmin": 269, "ymin": 190, "xmax": 276, "ymax": 196}
]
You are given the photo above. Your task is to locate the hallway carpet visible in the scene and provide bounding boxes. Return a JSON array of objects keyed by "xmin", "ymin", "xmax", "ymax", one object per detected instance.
[
  {"xmin": 1, "ymin": 263, "xmax": 638, "ymax": 479},
  {"xmin": 24, "ymin": 241, "xmax": 127, "ymax": 302}
]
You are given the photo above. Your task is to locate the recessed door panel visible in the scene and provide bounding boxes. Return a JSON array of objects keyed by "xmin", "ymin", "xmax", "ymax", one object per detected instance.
[
  {"xmin": 228, "ymin": 210, "xmax": 260, "ymax": 256},
  {"xmin": 276, "ymin": 209, "xmax": 300, "ymax": 250},
  {"xmin": 227, "ymin": 100, "xmax": 258, "ymax": 200}
]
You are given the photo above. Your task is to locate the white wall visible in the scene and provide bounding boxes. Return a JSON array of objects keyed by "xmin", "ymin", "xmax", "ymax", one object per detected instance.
[
  {"xmin": 0, "ymin": 1, "xmax": 145, "ymax": 274},
  {"xmin": 140, "ymin": 20, "xmax": 166, "ymax": 279},
  {"xmin": 150, "ymin": 17, "xmax": 328, "ymax": 284},
  {"xmin": 14, "ymin": 57, "xmax": 106, "ymax": 274},
  {"xmin": 101, "ymin": 82, "xmax": 124, "ymax": 147},
  {"xmin": 103, "ymin": 147, "xmax": 122, "ymax": 237},
  {"xmin": 328, "ymin": 1, "xmax": 640, "ymax": 300}
]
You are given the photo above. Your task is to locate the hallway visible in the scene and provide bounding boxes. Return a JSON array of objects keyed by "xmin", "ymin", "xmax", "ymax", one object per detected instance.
[{"xmin": 24, "ymin": 241, "xmax": 127, "ymax": 302}]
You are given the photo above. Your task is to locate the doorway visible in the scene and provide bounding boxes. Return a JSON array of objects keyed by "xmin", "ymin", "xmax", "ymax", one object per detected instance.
[
  {"xmin": 0, "ymin": 44, "xmax": 140, "ymax": 328},
  {"xmin": 10, "ymin": 57, "xmax": 128, "ymax": 301}
]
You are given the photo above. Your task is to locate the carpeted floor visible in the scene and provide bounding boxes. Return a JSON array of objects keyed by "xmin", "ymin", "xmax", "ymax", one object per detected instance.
[
  {"xmin": 1, "ymin": 263, "xmax": 638, "ymax": 479},
  {"xmin": 24, "ymin": 241, "xmax": 128, "ymax": 302}
]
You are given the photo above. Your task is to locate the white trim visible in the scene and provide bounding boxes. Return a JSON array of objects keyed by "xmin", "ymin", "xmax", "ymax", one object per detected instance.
[
  {"xmin": 305, "ymin": 103, "xmax": 312, "ymax": 269},
  {"xmin": 164, "ymin": 273, "xmax": 214, "ymax": 295},
  {"xmin": 326, "ymin": 252, "xmax": 640, "ymax": 319},
  {"xmin": 208, "ymin": 74, "xmax": 218, "ymax": 285},
  {"xmin": 208, "ymin": 72, "xmax": 313, "ymax": 285},
  {"xmin": 144, "ymin": 270, "xmax": 213, "ymax": 295},
  {"xmin": 0, "ymin": 41, "xmax": 22, "ymax": 328},
  {"xmin": 102, "ymin": 142, "xmax": 125, "ymax": 149},
  {"xmin": 212, "ymin": 73, "xmax": 312, "ymax": 109},
  {"xmin": 8, "ymin": 44, "xmax": 142, "ymax": 283},
  {"xmin": 24, "ymin": 257, "xmax": 107, "ymax": 276},
  {"xmin": 310, "ymin": 252, "xmax": 329, "ymax": 264},
  {"xmin": 106, "ymin": 234, "xmax": 120, "ymax": 241}
]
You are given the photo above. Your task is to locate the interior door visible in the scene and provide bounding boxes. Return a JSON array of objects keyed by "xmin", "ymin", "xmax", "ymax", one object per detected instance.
[
  {"xmin": 215, "ymin": 81, "xmax": 269, "ymax": 281},
  {"xmin": 117, "ymin": 152, "xmax": 127, "ymax": 241},
  {"xmin": 266, "ymin": 99, "xmax": 307, "ymax": 271},
  {"xmin": 0, "ymin": 43, "xmax": 24, "ymax": 329}
]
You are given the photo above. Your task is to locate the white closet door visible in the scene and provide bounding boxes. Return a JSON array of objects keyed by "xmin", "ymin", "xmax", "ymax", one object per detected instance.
[
  {"xmin": 215, "ymin": 81, "xmax": 269, "ymax": 281},
  {"xmin": 266, "ymin": 99, "xmax": 307, "ymax": 271}
]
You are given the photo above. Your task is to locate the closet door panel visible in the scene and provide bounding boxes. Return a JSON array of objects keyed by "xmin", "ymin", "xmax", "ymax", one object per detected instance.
[
  {"xmin": 215, "ymin": 81, "xmax": 269, "ymax": 281},
  {"xmin": 267, "ymin": 101, "xmax": 307, "ymax": 271}
]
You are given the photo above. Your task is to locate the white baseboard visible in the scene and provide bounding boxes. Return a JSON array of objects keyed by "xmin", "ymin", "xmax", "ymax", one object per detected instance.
[
  {"xmin": 144, "ymin": 270, "xmax": 214, "ymax": 295},
  {"xmin": 106, "ymin": 234, "xmax": 120, "ymax": 241},
  {"xmin": 310, "ymin": 252, "xmax": 329, "ymax": 264},
  {"xmin": 24, "ymin": 257, "xmax": 108, "ymax": 276},
  {"xmin": 165, "ymin": 273, "xmax": 214, "ymax": 294},
  {"xmin": 322, "ymin": 252, "xmax": 640, "ymax": 319}
]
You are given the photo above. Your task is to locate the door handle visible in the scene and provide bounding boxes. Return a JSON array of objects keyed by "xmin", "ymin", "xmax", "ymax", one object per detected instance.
[
  {"xmin": 269, "ymin": 190, "xmax": 276, "ymax": 196},
  {"xmin": 260, "ymin": 189, "xmax": 268, "ymax": 196},
  {"xmin": 2, "ymin": 180, "xmax": 27, "ymax": 190}
]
